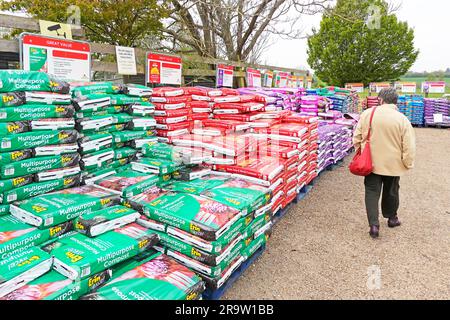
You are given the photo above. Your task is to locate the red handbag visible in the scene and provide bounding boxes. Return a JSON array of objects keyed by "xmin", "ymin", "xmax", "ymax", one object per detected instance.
[{"xmin": 349, "ymin": 107, "xmax": 377, "ymax": 176}]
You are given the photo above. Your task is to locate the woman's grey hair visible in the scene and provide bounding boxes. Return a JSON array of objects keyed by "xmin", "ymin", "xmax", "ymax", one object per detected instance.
[{"xmin": 378, "ymin": 87, "xmax": 399, "ymax": 104}]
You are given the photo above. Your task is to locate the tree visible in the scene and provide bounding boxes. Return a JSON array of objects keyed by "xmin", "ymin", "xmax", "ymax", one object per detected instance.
[
  {"xmin": 307, "ymin": 0, "xmax": 419, "ymax": 86},
  {"xmin": 161, "ymin": 0, "xmax": 331, "ymax": 62},
  {"xmin": 1, "ymin": 0, "xmax": 168, "ymax": 47}
]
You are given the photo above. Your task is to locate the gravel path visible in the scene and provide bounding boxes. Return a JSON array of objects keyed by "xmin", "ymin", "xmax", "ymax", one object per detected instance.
[{"xmin": 224, "ymin": 128, "xmax": 450, "ymax": 300}]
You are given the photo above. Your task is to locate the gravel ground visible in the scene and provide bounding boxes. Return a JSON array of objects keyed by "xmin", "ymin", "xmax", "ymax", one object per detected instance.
[{"xmin": 224, "ymin": 128, "xmax": 450, "ymax": 300}]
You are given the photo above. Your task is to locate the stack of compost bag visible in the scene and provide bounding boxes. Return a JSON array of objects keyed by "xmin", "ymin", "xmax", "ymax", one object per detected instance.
[
  {"xmin": 0, "ymin": 71, "xmax": 82, "ymax": 215},
  {"xmin": 424, "ymin": 98, "xmax": 450, "ymax": 127},
  {"xmin": 72, "ymin": 82, "xmax": 156, "ymax": 183}
]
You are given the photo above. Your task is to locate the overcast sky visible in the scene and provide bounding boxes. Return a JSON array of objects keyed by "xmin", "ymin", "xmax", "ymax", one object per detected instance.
[{"xmin": 261, "ymin": 0, "xmax": 450, "ymax": 72}]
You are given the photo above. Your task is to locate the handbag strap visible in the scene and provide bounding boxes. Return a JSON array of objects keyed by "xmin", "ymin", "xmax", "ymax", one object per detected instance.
[{"xmin": 367, "ymin": 107, "xmax": 377, "ymax": 143}]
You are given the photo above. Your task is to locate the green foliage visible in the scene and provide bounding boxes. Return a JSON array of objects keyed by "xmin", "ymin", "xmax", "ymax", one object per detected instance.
[
  {"xmin": 1, "ymin": 0, "xmax": 168, "ymax": 46},
  {"xmin": 307, "ymin": 0, "xmax": 419, "ymax": 86}
]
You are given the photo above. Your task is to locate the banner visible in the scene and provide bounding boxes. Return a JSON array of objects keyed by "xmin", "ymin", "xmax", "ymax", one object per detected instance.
[
  {"xmin": 20, "ymin": 33, "xmax": 90, "ymax": 82},
  {"xmin": 422, "ymin": 81, "xmax": 446, "ymax": 94},
  {"xmin": 216, "ymin": 64, "xmax": 234, "ymax": 88},
  {"xmin": 115, "ymin": 46, "xmax": 137, "ymax": 75},
  {"xmin": 263, "ymin": 71, "xmax": 273, "ymax": 88},
  {"xmin": 399, "ymin": 82, "xmax": 417, "ymax": 93},
  {"xmin": 370, "ymin": 82, "xmax": 390, "ymax": 93},
  {"xmin": 345, "ymin": 83, "xmax": 365, "ymax": 93},
  {"xmin": 275, "ymin": 72, "xmax": 289, "ymax": 88},
  {"xmin": 246, "ymin": 68, "xmax": 262, "ymax": 88},
  {"xmin": 147, "ymin": 53, "xmax": 182, "ymax": 86}
]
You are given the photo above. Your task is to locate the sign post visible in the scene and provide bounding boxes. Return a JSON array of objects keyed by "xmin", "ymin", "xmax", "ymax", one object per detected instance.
[
  {"xmin": 146, "ymin": 52, "xmax": 182, "ymax": 86},
  {"xmin": 20, "ymin": 33, "xmax": 91, "ymax": 82},
  {"xmin": 216, "ymin": 64, "xmax": 234, "ymax": 88}
]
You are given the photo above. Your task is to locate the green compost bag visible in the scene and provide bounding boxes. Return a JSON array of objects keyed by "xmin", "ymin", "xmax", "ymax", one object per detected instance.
[
  {"xmin": 111, "ymin": 113, "xmax": 133, "ymax": 125},
  {"xmin": 0, "ymin": 174, "xmax": 34, "ymax": 193},
  {"xmin": 131, "ymin": 191, "xmax": 242, "ymax": 242},
  {"xmin": 1, "ymin": 174, "xmax": 81, "ymax": 205},
  {"xmin": 201, "ymin": 179, "xmax": 272, "ymax": 215},
  {"xmin": 241, "ymin": 232, "xmax": 269, "ymax": 261},
  {"xmin": 74, "ymin": 205, "xmax": 140, "ymax": 238},
  {"xmin": 0, "ymin": 130, "xmax": 78, "ymax": 153},
  {"xmin": 50, "ymin": 223, "xmax": 159, "ymax": 280},
  {"xmin": 167, "ymin": 175, "xmax": 231, "ymax": 195},
  {"xmin": 75, "ymin": 105, "xmax": 123, "ymax": 119},
  {"xmin": 112, "ymin": 130, "xmax": 153, "ymax": 144},
  {"xmin": 0, "ymin": 70, "xmax": 70, "ymax": 94},
  {"xmin": 78, "ymin": 133, "xmax": 113, "ymax": 155},
  {"xmin": 131, "ymin": 158, "xmax": 184, "ymax": 176},
  {"xmin": 0, "ymin": 149, "xmax": 34, "ymax": 166},
  {"xmin": 0, "ymin": 92, "xmax": 25, "ymax": 108},
  {"xmin": 110, "ymin": 94, "xmax": 150, "ymax": 106},
  {"xmin": 72, "ymin": 94, "xmax": 111, "ymax": 112},
  {"xmin": 24, "ymin": 92, "xmax": 72, "ymax": 105},
  {"xmin": 124, "ymin": 84, "xmax": 152, "ymax": 97},
  {"xmin": 0, "ymin": 104, "xmax": 75, "ymax": 122},
  {"xmin": 95, "ymin": 169, "xmax": 159, "ymax": 198},
  {"xmin": 82, "ymin": 252, "xmax": 205, "ymax": 301},
  {"xmin": 10, "ymin": 185, "xmax": 120, "ymax": 229},
  {"xmin": 71, "ymin": 83, "xmax": 126, "ymax": 98},
  {"xmin": 0, "ymin": 204, "xmax": 9, "ymax": 216},
  {"xmin": 0, "ymin": 247, "xmax": 53, "ymax": 298},
  {"xmin": 0, "ymin": 214, "xmax": 73, "ymax": 260},
  {"xmin": 114, "ymin": 147, "xmax": 137, "ymax": 161},
  {"xmin": 242, "ymin": 214, "xmax": 272, "ymax": 240},
  {"xmin": 0, "ymin": 153, "xmax": 80, "ymax": 179},
  {"xmin": 80, "ymin": 148, "xmax": 115, "ymax": 172},
  {"xmin": 0, "ymin": 121, "xmax": 30, "ymax": 136},
  {"xmin": 141, "ymin": 142, "xmax": 183, "ymax": 163},
  {"xmin": 0, "ymin": 269, "xmax": 111, "ymax": 300},
  {"xmin": 165, "ymin": 237, "xmax": 244, "ymax": 278}
]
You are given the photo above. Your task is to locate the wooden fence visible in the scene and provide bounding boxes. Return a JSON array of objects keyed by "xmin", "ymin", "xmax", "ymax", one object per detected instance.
[{"xmin": 0, "ymin": 13, "xmax": 310, "ymax": 86}]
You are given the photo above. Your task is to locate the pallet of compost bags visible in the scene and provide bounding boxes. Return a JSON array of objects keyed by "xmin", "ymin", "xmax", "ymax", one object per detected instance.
[
  {"xmin": 200, "ymin": 179, "xmax": 272, "ymax": 215},
  {"xmin": 0, "ymin": 70, "xmax": 70, "ymax": 94},
  {"xmin": 166, "ymin": 238, "xmax": 244, "ymax": 278},
  {"xmin": 1, "ymin": 174, "xmax": 81, "ymax": 205},
  {"xmin": 0, "ymin": 149, "xmax": 33, "ymax": 166},
  {"xmin": 78, "ymin": 133, "xmax": 113, "ymax": 155},
  {"xmin": 0, "ymin": 153, "xmax": 80, "ymax": 179},
  {"xmin": 0, "ymin": 121, "xmax": 30, "ymax": 136},
  {"xmin": 0, "ymin": 130, "xmax": 78, "ymax": 153},
  {"xmin": 0, "ymin": 92, "xmax": 25, "ymax": 107},
  {"xmin": 0, "ymin": 105, "xmax": 75, "ymax": 122},
  {"xmin": 93, "ymin": 169, "xmax": 159, "ymax": 198},
  {"xmin": 50, "ymin": 223, "xmax": 159, "ymax": 280},
  {"xmin": 129, "ymin": 191, "xmax": 242, "ymax": 241},
  {"xmin": 71, "ymin": 83, "xmax": 126, "ymax": 98},
  {"xmin": 131, "ymin": 158, "xmax": 184, "ymax": 176},
  {"xmin": 0, "ymin": 247, "xmax": 53, "ymax": 298},
  {"xmin": 82, "ymin": 252, "xmax": 204, "ymax": 300},
  {"xmin": 1, "ymin": 269, "xmax": 111, "ymax": 300},
  {"xmin": 10, "ymin": 185, "xmax": 120, "ymax": 229},
  {"xmin": 74, "ymin": 205, "xmax": 140, "ymax": 237},
  {"xmin": 0, "ymin": 214, "xmax": 73, "ymax": 260}
]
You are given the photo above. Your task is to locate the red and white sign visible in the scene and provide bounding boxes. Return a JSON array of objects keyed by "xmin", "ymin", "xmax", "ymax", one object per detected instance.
[
  {"xmin": 422, "ymin": 81, "xmax": 446, "ymax": 94},
  {"xmin": 246, "ymin": 68, "xmax": 262, "ymax": 88},
  {"xmin": 370, "ymin": 82, "xmax": 391, "ymax": 93},
  {"xmin": 21, "ymin": 33, "xmax": 91, "ymax": 81},
  {"xmin": 345, "ymin": 83, "xmax": 365, "ymax": 93},
  {"xmin": 216, "ymin": 64, "xmax": 234, "ymax": 88},
  {"xmin": 399, "ymin": 82, "xmax": 417, "ymax": 93},
  {"xmin": 276, "ymin": 72, "xmax": 289, "ymax": 88},
  {"xmin": 147, "ymin": 53, "xmax": 182, "ymax": 86}
]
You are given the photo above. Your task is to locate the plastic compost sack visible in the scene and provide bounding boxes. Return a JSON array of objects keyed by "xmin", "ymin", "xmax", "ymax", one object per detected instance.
[
  {"xmin": 1, "ymin": 174, "xmax": 81, "ymax": 205},
  {"xmin": 10, "ymin": 185, "xmax": 120, "ymax": 229},
  {"xmin": 1, "ymin": 269, "xmax": 111, "ymax": 300},
  {"xmin": 0, "ymin": 204, "xmax": 9, "ymax": 216},
  {"xmin": 48, "ymin": 223, "xmax": 159, "ymax": 280},
  {"xmin": 0, "ymin": 214, "xmax": 73, "ymax": 260},
  {"xmin": 24, "ymin": 92, "xmax": 72, "ymax": 105},
  {"xmin": 94, "ymin": 169, "xmax": 159, "ymax": 198},
  {"xmin": 74, "ymin": 205, "xmax": 140, "ymax": 238},
  {"xmin": 131, "ymin": 158, "xmax": 184, "ymax": 176},
  {"xmin": 0, "ymin": 130, "xmax": 78, "ymax": 153},
  {"xmin": 0, "ymin": 70, "xmax": 70, "ymax": 94},
  {"xmin": 128, "ymin": 191, "xmax": 242, "ymax": 241},
  {"xmin": 0, "ymin": 149, "xmax": 34, "ymax": 166},
  {"xmin": 167, "ymin": 174, "xmax": 231, "ymax": 195},
  {"xmin": 0, "ymin": 105, "xmax": 75, "ymax": 122},
  {"xmin": 71, "ymin": 82, "xmax": 126, "ymax": 98},
  {"xmin": 0, "ymin": 247, "xmax": 54, "ymax": 298},
  {"xmin": 1, "ymin": 153, "xmax": 80, "ymax": 179},
  {"xmin": 0, "ymin": 121, "xmax": 30, "ymax": 136},
  {"xmin": 0, "ymin": 92, "xmax": 26, "ymax": 108},
  {"xmin": 82, "ymin": 252, "xmax": 204, "ymax": 300}
]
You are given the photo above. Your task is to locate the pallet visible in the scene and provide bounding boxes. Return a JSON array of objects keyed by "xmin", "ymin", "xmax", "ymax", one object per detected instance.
[
  {"xmin": 412, "ymin": 124, "xmax": 425, "ymax": 128},
  {"xmin": 203, "ymin": 244, "xmax": 266, "ymax": 300},
  {"xmin": 424, "ymin": 124, "xmax": 450, "ymax": 129}
]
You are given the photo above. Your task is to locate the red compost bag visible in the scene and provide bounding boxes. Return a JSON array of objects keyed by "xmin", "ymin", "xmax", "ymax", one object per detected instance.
[
  {"xmin": 152, "ymin": 95, "xmax": 191, "ymax": 104},
  {"xmin": 152, "ymin": 87, "xmax": 185, "ymax": 97},
  {"xmin": 155, "ymin": 122, "xmax": 191, "ymax": 131},
  {"xmin": 213, "ymin": 102, "xmax": 264, "ymax": 114},
  {"xmin": 154, "ymin": 109, "xmax": 190, "ymax": 117},
  {"xmin": 201, "ymin": 119, "xmax": 249, "ymax": 131},
  {"xmin": 213, "ymin": 113, "xmax": 261, "ymax": 122}
]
